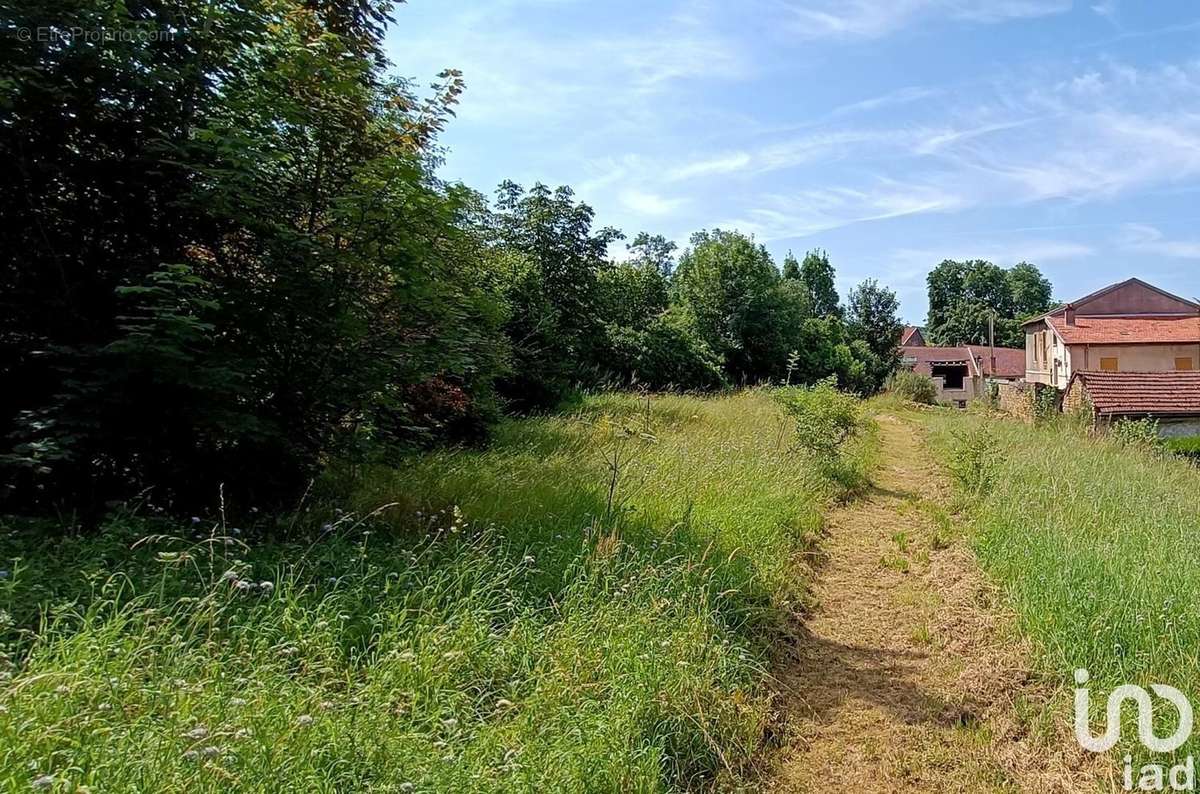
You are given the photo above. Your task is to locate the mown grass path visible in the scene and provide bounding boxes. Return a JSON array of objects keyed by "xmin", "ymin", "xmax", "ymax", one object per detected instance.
[{"xmin": 769, "ymin": 414, "xmax": 1098, "ymax": 792}]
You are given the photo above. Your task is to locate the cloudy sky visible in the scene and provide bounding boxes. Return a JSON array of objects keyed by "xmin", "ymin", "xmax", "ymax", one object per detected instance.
[{"xmin": 386, "ymin": 1, "xmax": 1200, "ymax": 322}]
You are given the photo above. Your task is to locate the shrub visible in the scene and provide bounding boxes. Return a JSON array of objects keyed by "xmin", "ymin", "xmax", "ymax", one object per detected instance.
[
  {"xmin": 1029, "ymin": 385, "xmax": 1060, "ymax": 426},
  {"xmin": 947, "ymin": 424, "xmax": 1000, "ymax": 497},
  {"xmin": 887, "ymin": 370, "xmax": 938, "ymax": 405},
  {"xmin": 1166, "ymin": 438, "xmax": 1200, "ymax": 462},
  {"xmin": 774, "ymin": 377, "xmax": 861, "ymax": 459},
  {"xmin": 1110, "ymin": 417, "xmax": 1165, "ymax": 452},
  {"xmin": 602, "ymin": 310, "xmax": 726, "ymax": 391}
]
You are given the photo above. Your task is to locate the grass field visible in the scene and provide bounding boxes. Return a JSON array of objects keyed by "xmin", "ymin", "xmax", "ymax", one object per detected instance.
[
  {"xmin": 917, "ymin": 407, "xmax": 1200, "ymax": 762},
  {"xmin": 0, "ymin": 390, "xmax": 873, "ymax": 792}
]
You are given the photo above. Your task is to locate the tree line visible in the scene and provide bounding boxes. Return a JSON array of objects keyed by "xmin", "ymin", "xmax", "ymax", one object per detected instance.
[{"xmin": 0, "ymin": 0, "xmax": 906, "ymax": 514}]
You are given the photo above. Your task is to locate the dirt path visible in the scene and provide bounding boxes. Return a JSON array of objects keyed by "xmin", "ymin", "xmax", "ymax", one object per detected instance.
[{"xmin": 769, "ymin": 413, "xmax": 1098, "ymax": 793}]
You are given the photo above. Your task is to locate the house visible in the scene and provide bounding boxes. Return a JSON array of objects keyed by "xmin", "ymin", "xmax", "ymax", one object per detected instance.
[
  {"xmin": 900, "ymin": 341, "xmax": 1025, "ymax": 408},
  {"xmin": 1023, "ymin": 278, "xmax": 1200, "ymax": 390},
  {"xmin": 1065, "ymin": 371, "xmax": 1200, "ymax": 437},
  {"xmin": 900, "ymin": 326, "xmax": 926, "ymax": 346}
]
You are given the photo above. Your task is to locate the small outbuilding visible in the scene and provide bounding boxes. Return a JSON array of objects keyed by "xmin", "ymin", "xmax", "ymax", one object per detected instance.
[{"xmin": 1064, "ymin": 370, "xmax": 1200, "ymax": 437}]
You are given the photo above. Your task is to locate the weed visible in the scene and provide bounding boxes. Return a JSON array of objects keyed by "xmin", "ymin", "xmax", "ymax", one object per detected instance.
[{"xmin": 0, "ymin": 391, "xmax": 876, "ymax": 792}]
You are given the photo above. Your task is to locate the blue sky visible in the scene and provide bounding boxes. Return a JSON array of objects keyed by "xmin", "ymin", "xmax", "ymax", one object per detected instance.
[{"xmin": 386, "ymin": 1, "xmax": 1200, "ymax": 323}]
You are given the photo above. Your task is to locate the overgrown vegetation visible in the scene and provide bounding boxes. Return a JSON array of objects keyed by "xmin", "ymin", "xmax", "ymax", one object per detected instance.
[
  {"xmin": 920, "ymin": 410, "xmax": 1200, "ymax": 765},
  {"xmin": 886, "ymin": 370, "xmax": 938, "ymax": 405},
  {"xmin": 0, "ymin": 391, "xmax": 875, "ymax": 791},
  {"xmin": 1, "ymin": 0, "xmax": 902, "ymax": 516}
]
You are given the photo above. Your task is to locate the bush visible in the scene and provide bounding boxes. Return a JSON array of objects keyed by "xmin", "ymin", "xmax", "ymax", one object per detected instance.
[
  {"xmin": 947, "ymin": 424, "xmax": 1000, "ymax": 497},
  {"xmin": 602, "ymin": 310, "xmax": 726, "ymax": 391},
  {"xmin": 774, "ymin": 377, "xmax": 861, "ymax": 459},
  {"xmin": 1029, "ymin": 385, "xmax": 1060, "ymax": 426},
  {"xmin": 1167, "ymin": 436, "xmax": 1200, "ymax": 461},
  {"xmin": 1110, "ymin": 417, "xmax": 1165, "ymax": 452},
  {"xmin": 887, "ymin": 370, "xmax": 938, "ymax": 405}
]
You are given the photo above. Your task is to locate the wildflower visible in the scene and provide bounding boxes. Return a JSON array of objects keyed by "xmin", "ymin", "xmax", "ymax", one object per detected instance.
[
  {"xmin": 183, "ymin": 750, "xmax": 200, "ymax": 761},
  {"xmin": 230, "ymin": 697, "xmax": 248, "ymax": 707},
  {"xmin": 201, "ymin": 746, "xmax": 221, "ymax": 759},
  {"xmin": 231, "ymin": 527, "xmax": 242, "ymax": 536},
  {"xmin": 441, "ymin": 717, "xmax": 457, "ymax": 729},
  {"xmin": 234, "ymin": 580, "xmax": 252, "ymax": 591},
  {"xmin": 234, "ymin": 728, "xmax": 251, "ymax": 740},
  {"xmin": 296, "ymin": 714, "xmax": 314, "ymax": 726},
  {"xmin": 97, "ymin": 702, "xmax": 112, "ymax": 711},
  {"xmin": 31, "ymin": 775, "xmax": 54, "ymax": 790},
  {"xmin": 495, "ymin": 698, "xmax": 514, "ymax": 710},
  {"xmin": 258, "ymin": 581, "xmax": 274, "ymax": 594},
  {"xmin": 190, "ymin": 516, "xmax": 201, "ymax": 524},
  {"xmin": 399, "ymin": 784, "xmax": 415, "ymax": 794},
  {"xmin": 54, "ymin": 685, "xmax": 69, "ymax": 695},
  {"xmin": 184, "ymin": 726, "xmax": 209, "ymax": 741},
  {"xmin": 522, "ymin": 555, "xmax": 535, "ymax": 565},
  {"xmin": 318, "ymin": 700, "xmax": 335, "ymax": 711}
]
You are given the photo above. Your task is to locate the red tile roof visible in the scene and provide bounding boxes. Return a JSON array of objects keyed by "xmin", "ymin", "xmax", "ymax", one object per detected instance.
[
  {"xmin": 900, "ymin": 345, "xmax": 969, "ymax": 376},
  {"xmin": 900, "ymin": 326, "xmax": 924, "ymax": 346},
  {"xmin": 964, "ymin": 345, "xmax": 1025, "ymax": 378},
  {"xmin": 1047, "ymin": 314, "xmax": 1200, "ymax": 345},
  {"xmin": 900, "ymin": 345, "xmax": 1024, "ymax": 378},
  {"xmin": 1072, "ymin": 371, "xmax": 1200, "ymax": 416}
]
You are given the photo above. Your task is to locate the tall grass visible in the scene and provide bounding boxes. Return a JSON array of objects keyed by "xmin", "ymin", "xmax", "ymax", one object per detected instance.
[
  {"xmin": 920, "ymin": 411, "xmax": 1200, "ymax": 762},
  {"xmin": 0, "ymin": 390, "xmax": 871, "ymax": 792}
]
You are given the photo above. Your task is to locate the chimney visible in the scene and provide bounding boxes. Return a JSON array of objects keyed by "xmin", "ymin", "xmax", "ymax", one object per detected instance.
[{"xmin": 1065, "ymin": 304, "xmax": 1076, "ymax": 326}]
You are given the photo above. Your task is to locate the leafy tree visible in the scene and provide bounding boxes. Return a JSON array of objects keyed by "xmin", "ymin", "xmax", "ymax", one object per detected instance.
[
  {"xmin": 671, "ymin": 230, "xmax": 784, "ymax": 383},
  {"xmin": 847, "ymin": 279, "xmax": 903, "ymax": 392},
  {"xmin": 1, "ymin": 0, "xmax": 506, "ymax": 512},
  {"xmin": 1008, "ymin": 261, "xmax": 1054, "ymax": 320},
  {"xmin": 799, "ymin": 249, "xmax": 842, "ymax": 318},
  {"xmin": 626, "ymin": 232, "xmax": 678, "ymax": 275},
  {"xmin": 488, "ymin": 182, "xmax": 622, "ymax": 408},
  {"xmin": 926, "ymin": 259, "xmax": 1052, "ymax": 347},
  {"xmin": 782, "ymin": 251, "xmax": 801, "ymax": 280}
]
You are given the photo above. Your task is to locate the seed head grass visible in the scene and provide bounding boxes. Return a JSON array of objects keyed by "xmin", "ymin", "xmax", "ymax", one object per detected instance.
[
  {"xmin": 919, "ymin": 410, "xmax": 1200, "ymax": 765},
  {"xmin": 0, "ymin": 390, "xmax": 872, "ymax": 791}
]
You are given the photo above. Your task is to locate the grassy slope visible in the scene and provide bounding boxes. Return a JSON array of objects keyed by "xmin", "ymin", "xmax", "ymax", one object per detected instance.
[
  {"xmin": 917, "ymin": 408, "xmax": 1200, "ymax": 761},
  {"xmin": 0, "ymin": 391, "xmax": 871, "ymax": 792}
]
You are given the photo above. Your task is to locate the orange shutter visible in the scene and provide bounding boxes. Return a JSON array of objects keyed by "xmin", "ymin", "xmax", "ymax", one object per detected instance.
[{"xmin": 1099, "ymin": 357, "xmax": 1118, "ymax": 372}]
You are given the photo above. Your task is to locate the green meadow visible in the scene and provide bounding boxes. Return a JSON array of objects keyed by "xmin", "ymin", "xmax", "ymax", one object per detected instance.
[{"xmin": 0, "ymin": 390, "xmax": 873, "ymax": 792}]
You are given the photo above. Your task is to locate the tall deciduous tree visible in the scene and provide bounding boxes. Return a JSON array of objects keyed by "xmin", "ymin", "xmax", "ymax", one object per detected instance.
[
  {"xmin": 488, "ymin": 181, "xmax": 622, "ymax": 407},
  {"xmin": 799, "ymin": 249, "xmax": 842, "ymax": 318},
  {"xmin": 926, "ymin": 259, "xmax": 1052, "ymax": 347},
  {"xmin": 847, "ymin": 279, "xmax": 903, "ymax": 392},
  {"xmin": 1, "ymin": 0, "xmax": 507, "ymax": 512}
]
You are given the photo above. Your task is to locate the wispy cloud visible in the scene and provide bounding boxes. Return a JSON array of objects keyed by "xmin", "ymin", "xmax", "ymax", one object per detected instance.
[
  {"xmin": 772, "ymin": 0, "xmax": 1071, "ymax": 39},
  {"xmin": 720, "ymin": 180, "xmax": 966, "ymax": 240},
  {"xmin": 667, "ymin": 152, "xmax": 752, "ymax": 180},
  {"xmin": 1117, "ymin": 223, "xmax": 1200, "ymax": 259},
  {"xmin": 620, "ymin": 189, "xmax": 687, "ymax": 216}
]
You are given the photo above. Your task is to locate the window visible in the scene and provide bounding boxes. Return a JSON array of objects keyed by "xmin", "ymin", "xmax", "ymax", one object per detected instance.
[
  {"xmin": 1099, "ymin": 357, "xmax": 1119, "ymax": 372},
  {"xmin": 1177, "ymin": 357, "xmax": 1194, "ymax": 371}
]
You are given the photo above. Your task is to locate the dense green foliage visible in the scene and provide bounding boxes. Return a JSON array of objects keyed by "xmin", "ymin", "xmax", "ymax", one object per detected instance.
[
  {"xmin": 925, "ymin": 260, "xmax": 1053, "ymax": 347},
  {"xmin": 774, "ymin": 379, "xmax": 862, "ymax": 460},
  {"xmin": 922, "ymin": 411, "xmax": 1200, "ymax": 765},
  {"xmin": 0, "ymin": 392, "xmax": 875, "ymax": 791},
  {"xmin": 1166, "ymin": 435, "xmax": 1200, "ymax": 461},
  {"xmin": 887, "ymin": 370, "xmax": 938, "ymax": 405},
  {"xmin": 1, "ymin": 0, "xmax": 508, "ymax": 512},
  {"xmin": 0, "ymin": 0, "xmax": 901, "ymax": 514}
]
